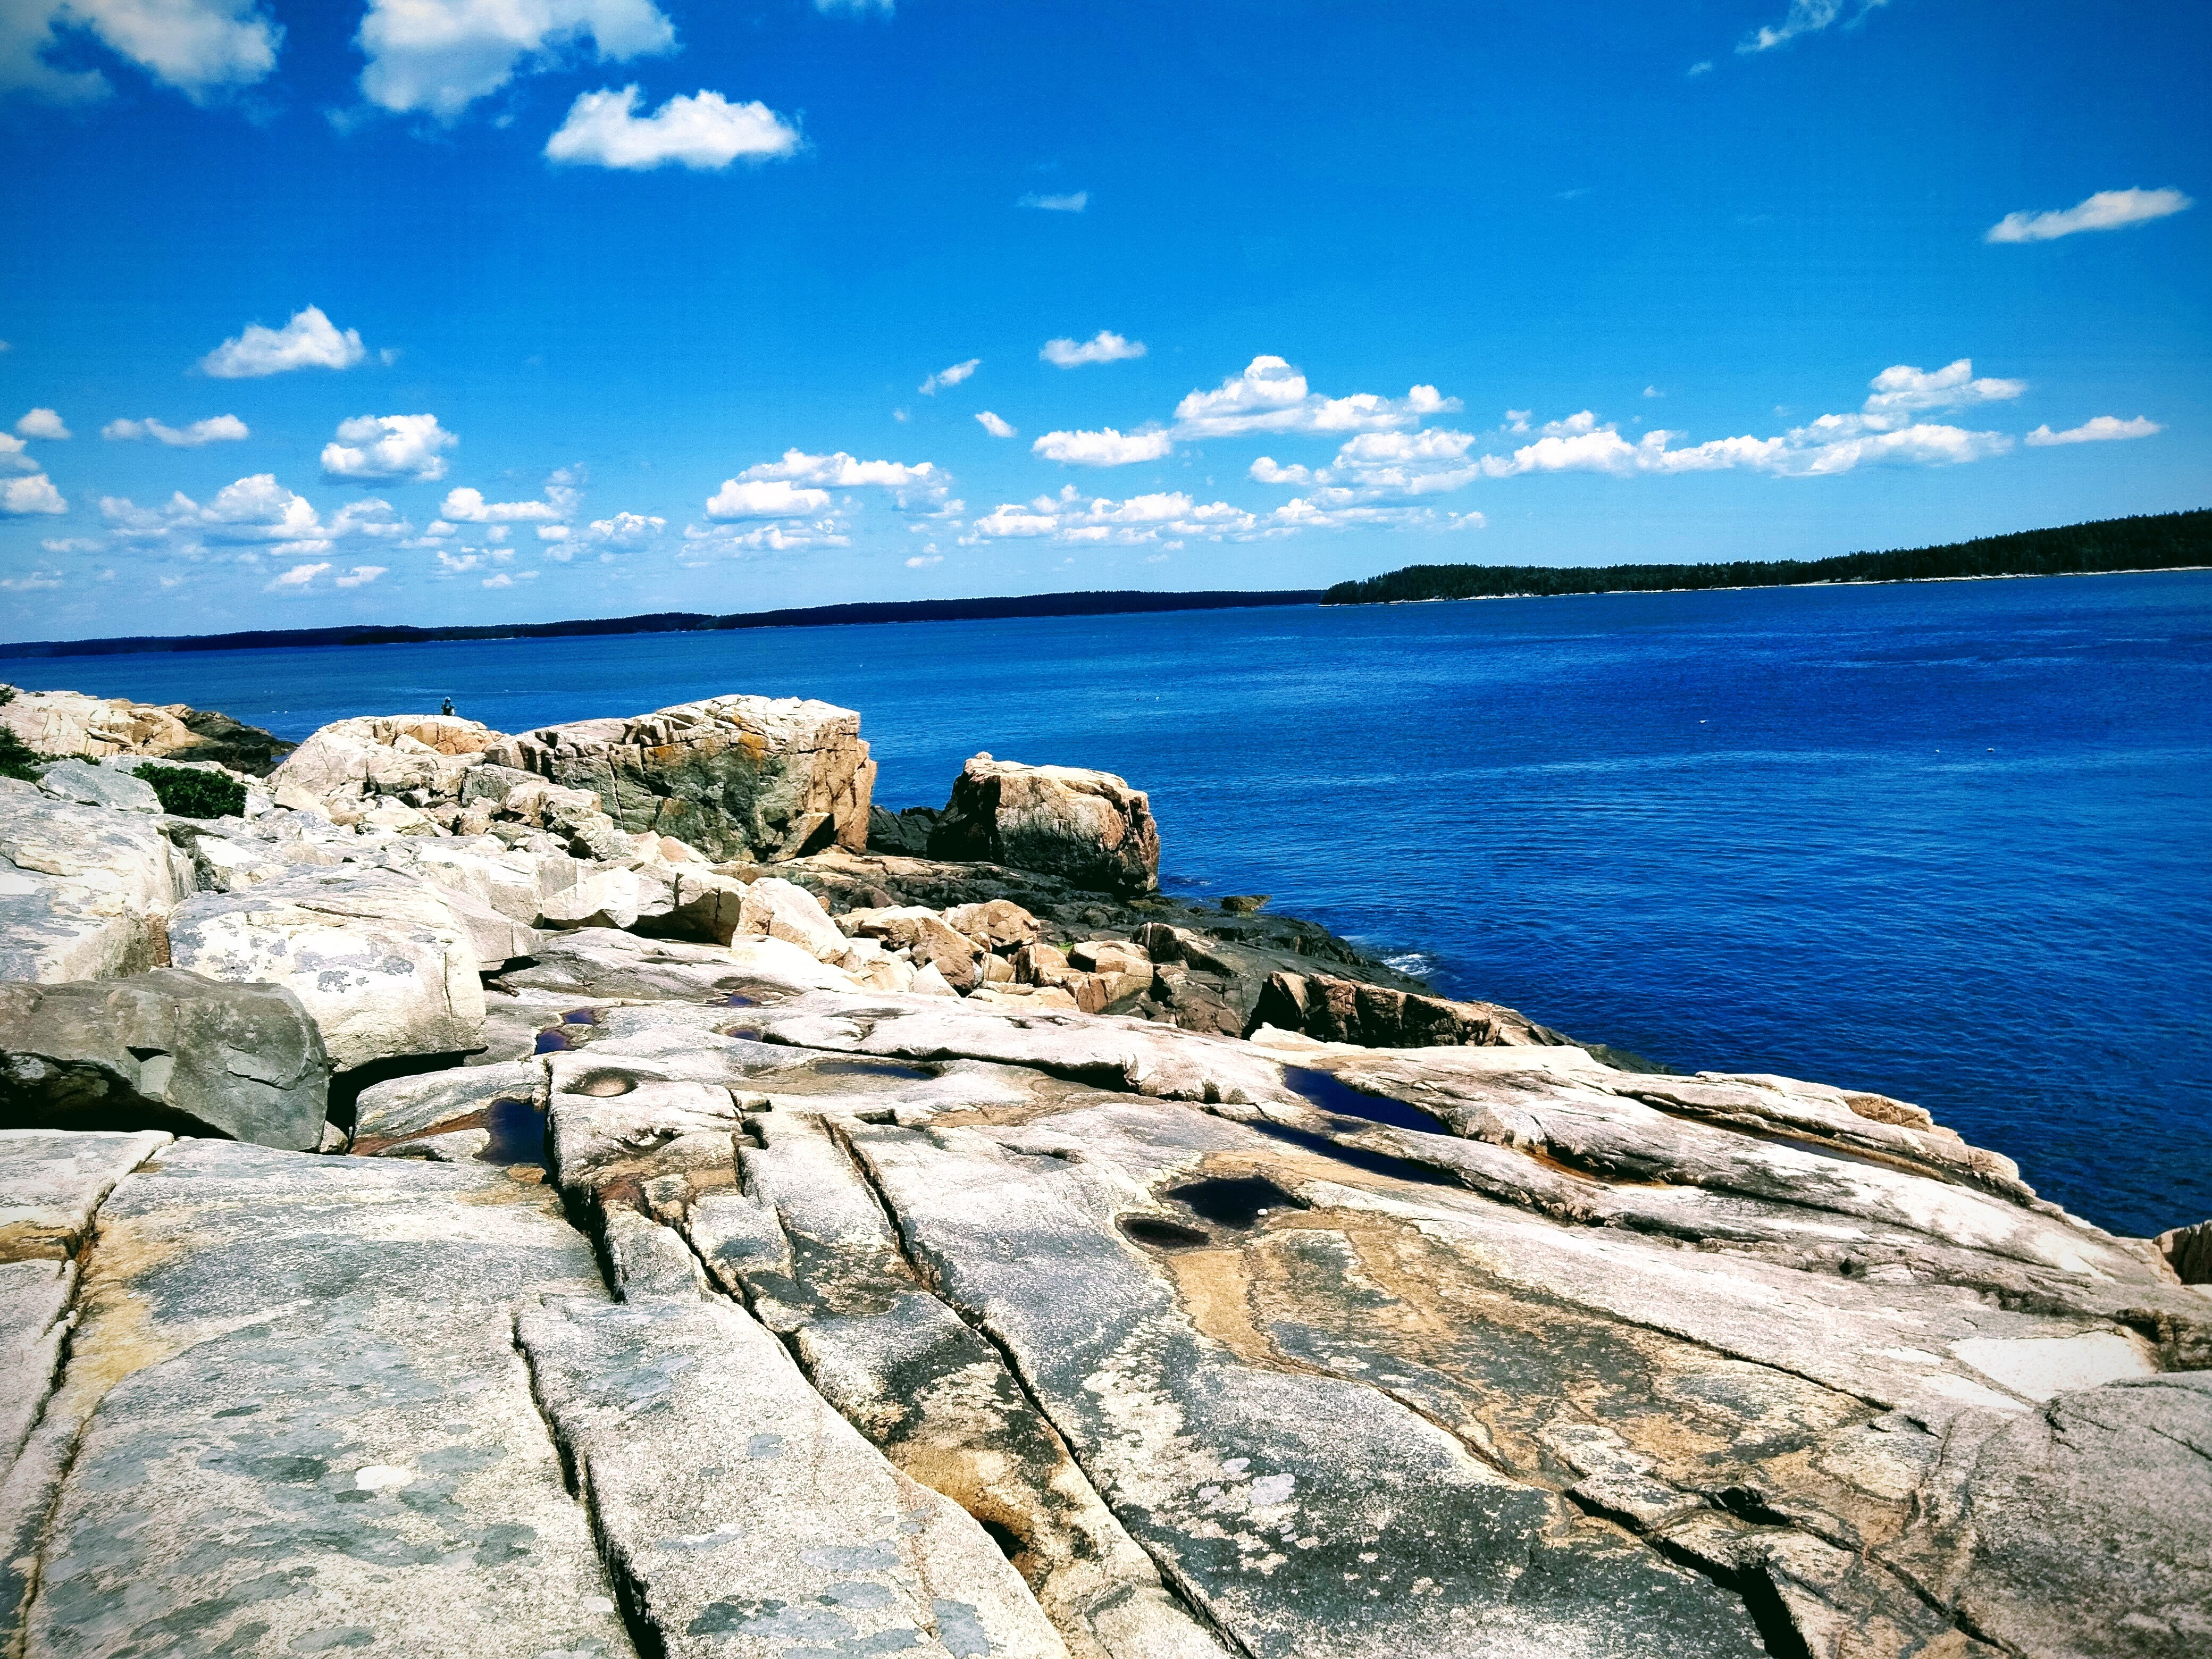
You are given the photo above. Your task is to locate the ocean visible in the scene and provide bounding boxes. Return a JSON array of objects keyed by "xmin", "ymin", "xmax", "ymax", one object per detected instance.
[{"xmin": 12, "ymin": 571, "xmax": 2209, "ymax": 1239}]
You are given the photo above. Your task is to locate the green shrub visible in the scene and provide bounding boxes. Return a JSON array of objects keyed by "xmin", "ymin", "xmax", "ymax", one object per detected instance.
[
  {"xmin": 0, "ymin": 728, "xmax": 40, "ymax": 783},
  {"xmin": 135, "ymin": 762, "xmax": 247, "ymax": 819}
]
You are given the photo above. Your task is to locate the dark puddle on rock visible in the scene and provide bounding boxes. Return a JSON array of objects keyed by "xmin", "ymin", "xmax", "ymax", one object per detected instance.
[
  {"xmin": 476, "ymin": 1096, "xmax": 549, "ymax": 1167},
  {"xmin": 1249, "ymin": 1120, "xmax": 1465, "ymax": 1188},
  {"xmin": 534, "ymin": 1010, "xmax": 602, "ymax": 1054},
  {"xmin": 717, "ymin": 993, "xmax": 758, "ymax": 1008},
  {"xmin": 1118, "ymin": 1214, "xmax": 1214, "ymax": 1251},
  {"xmin": 809, "ymin": 1058, "xmax": 939, "ymax": 1082},
  {"xmin": 1284, "ymin": 1067, "xmax": 1451, "ymax": 1134},
  {"xmin": 1165, "ymin": 1175, "xmax": 1297, "ymax": 1230}
]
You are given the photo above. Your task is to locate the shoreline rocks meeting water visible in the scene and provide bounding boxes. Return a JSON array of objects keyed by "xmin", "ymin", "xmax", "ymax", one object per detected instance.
[{"xmin": 1, "ymin": 677, "xmax": 2207, "ymax": 1659}]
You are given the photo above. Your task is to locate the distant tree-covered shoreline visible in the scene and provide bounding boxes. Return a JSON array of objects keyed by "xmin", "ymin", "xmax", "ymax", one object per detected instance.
[{"xmin": 1320, "ymin": 509, "xmax": 2210, "ymax": 607}]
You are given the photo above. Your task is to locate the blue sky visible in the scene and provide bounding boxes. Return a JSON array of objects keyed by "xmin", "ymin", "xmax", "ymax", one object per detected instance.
[{"xmin": 0, "ymin": 0, "xmax": 2203, "ymax": 639}]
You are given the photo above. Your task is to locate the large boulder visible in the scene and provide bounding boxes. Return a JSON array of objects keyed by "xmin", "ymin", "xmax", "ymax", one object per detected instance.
[
  {"xmin": 0, "ymin": 685, "xmax": 290, "ymax": 773},
  {"xmin": 1254, "ymin": 968, "xmax": 1574, "ymax": 1048},
  {"xmin": 483, "ymin": 694, "xmax": 875, "ymax": 862},
  {"xmin": 0, "ymin": 778, "xmax": 192, "ymax": 983},
  {"xmin": 271, "ymin": 714, "xmax": 503, "ymax": 807},
  {"xmin": 927, "ymin": 753, "xmax": 1159, "ymax": 895},
  {"xmin": 0, "ymin": 971, "xmax": 329, "ymax": 1149},
  {"xmin": 167, "ymin": 866, "xmax": 488, "ymax": 1071}
]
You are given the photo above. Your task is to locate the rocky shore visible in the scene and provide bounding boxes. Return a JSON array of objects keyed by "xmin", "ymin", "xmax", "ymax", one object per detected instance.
[{"xmin": 2, "ymin": 679, "xmax": 2207, "ymax": 1659}]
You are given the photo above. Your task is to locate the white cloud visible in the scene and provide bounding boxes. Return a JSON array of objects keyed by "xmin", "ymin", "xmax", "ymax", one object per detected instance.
[
  {"xmin": 0, "ymin": 435, "xmax": 35, "ymax": 475},
  {"xmin": 545, "ymin": 85, "xmax": 799, "ymax": 170},
  {"xmin": 680, "ymin": 518, "xmax": 848, "ymax": 557},
  {"xmin": 103, "ymin": 413, "xmax": 250, "ymax": 446},
  {"xmin": 200, "ymin": 306, "xmax": 367, "ymax": 378},
  {"xmin": 321, "ymin": 414, "xmax": 457, "ymax": 482},
  {"xmin": 965, "ymin": 482, "xmax": 1476, "ymax": 547},
  {"xmin": 1018, "ymin": 191, "xmax": 1087, "ymax": 213},
  {"xmin": 1042, "ymin": 330, "xmax": 1146, "ymax": 367},
  {"xmin": 581, "ymin": 510, "xmax": 665, "ymax": 546},
  {"xmin": 0, "ymin": 570, "xmax": 63, "ymax": 591},
  {"xmin": 919, "ymin": 358, "xmax": 978, "ymax": 396},
  {"xmin": 1739, "ymin": 0, "xmax": 1888, "ymax": 55},
  {"xmin": 1687, "ymin": 60, "xmax": 1713, "ymax": 76},
  {"xmin": 334, "ymin": 565, "xmax": 387, "ymax": 587},
  {"xmin": 2024, "ymin": 415, "xmax": 2163, "ymax": 447},
  {"xmin": 269, "ymin": 561, "xmax": 330, "ymax": 590},
  {"xmin": 1643, "ymin": 385, "xmax": 1664, "ymax": 399},
  {"xmin": 1985, "ymin": 188, "xmax": 2193, "ymax": 245},
  {"xmin": 1, "ymin": 0, "xmax": 279, "ymax": 105},
  {"xmin": 482, "ymin": 572, "xmax": 514, "ymax": 588},
  {"xmin": 15, "ymin": 407, "xmax": 69, "ymax": 439},
  {"xmin": 0, "ymin": 473, "xmax": 67, "ymax": 516},
  {"xmin": 1030, "ymin": 426, "xmax": 1175, "ymax": 467},
  {"xmin": 739, "ymin": 448, "xmax": 946, "ymax": 491},
  {"xmin": 537, "ymin": 523, "xmax": 568, "ymax": 540},
  {"xmin": 356, "ymin": 0, "xmax": 674, "ymax": 122},
  {"xmin": 816, "ymin": 0, "xmax": 892, "ymax": 11},
  {"xmin": 704, "ymin": 479, "xmax": 832, "ymax": 519},
  {"xmin": 1859, "ymin": 358, "xmax": 2025, "ymax": 416},
  {"xmin": 441, "ymin": 486, "xmax": 562, "ymax": 523},
  {"xmin": 1170, "ymin": 355, "xmax": 1460, "ymax": 439},
  {"xmin": 904, "ymin": 554, "xmax": 942, "ymax": 567},
  {"xmin": 975, "ymin": 410, "xmax": 1016, "ymax": 438}
]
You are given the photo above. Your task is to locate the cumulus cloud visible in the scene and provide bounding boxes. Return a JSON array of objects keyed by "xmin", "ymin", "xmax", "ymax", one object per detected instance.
[
  {"xmin": 1739, "ymin": 0, "xmax": 1888, "ymax": 54},
  {"xmin": 334, "ymin": 565, "xmax": 387, "ymax": 587},
  {"xmin": 0, "ymin": 571, "xmax": 63, "ymax": 591},
  {"xmin": 1018, "ymin": 191, "xmax": 1087, "ymax": 213},
  {"xmin": 1030, "ymin": 426, "xmax": 1175, "ymax": 467},
  {"xmin": 1, "ymin": 0, "xmax": 280, "ymax": 105},
  {"xmin": 680, "ymin": 518, "xmax": 849, "ymax": 558},
  {"xmin": 268, "ymin": 561, "xmax": 331, "ymax": 590},
  {"xmin": 965, "ymin": 483, "xmax": 1474, "ymax": 547},
  {"xmin": 1171, "ymin": 356, "xmax": 1460, "ymax": 440},
  {"xmin": 919, "ymin": 358, "xmax": 978, "ymax": 396},
  {"xmin": 2, "ymin": 435, "xmax": 38, "ymax": 473},
  {"xmin": 1861, "ymin": 359, "xmax": 2026, "ymax": 415},
  {"xmin": 440, "ymin": 484, "xmax": 565, "ymax": 522},
  {"xmin": 103, "ymin": 414, "xmax": 250, "ymax": 446},
  {"xmin": 91, "ymin": 475, "xmax": 420, "ymax": 564},
  {"xmin": 544, "ymin": 86, "xmax": 800, "ymax": 170},
  {"xmin": 15, "ymin": 408, "xmax": 69, "ymax": 439},
  {"xmin": 200, "ymin": 306, "xmax": 367, "ymax": 378},
  {"xmin": 975, "ymin": 410, "xmax": 1016, "ymax": 438},
  {"xmin": 321, "ymin": 414, "xmax": 457, "ymax": 482},
  {"xmin": 1241, "ymin": 359, "xmax": 2035, "ymax": 499},
  {"xmin": 580, "ymin": 511, "xmax": 666, "ymax": 547},
  {"xmin": 905, "ymin": 554, "xmax": 942, "ymax": 567},
  {"xmin": 704, "ymin": 479, "xmax": 832, "ymax": 520},
  {"xmin": 1042, "ymin": 331, "xmax": 1146, "ymax": 367},
  {"xmin": 2024, "ymin": 415, "xmax": 2163, "ymax": 446},
  {"xmin": 1, "ymin": 474, "xmax": 68, "ymax": 516},
  {"xmin": 1985, "ymin": 188, "xmax": 2193, "ymax": 245},
  {"xmin": 739, "ymin": 448, "xmax": 946, "ymax": 491},
  {"xmin": 356, "ymin": 0, "xmax": 675, "ymax": 122}
]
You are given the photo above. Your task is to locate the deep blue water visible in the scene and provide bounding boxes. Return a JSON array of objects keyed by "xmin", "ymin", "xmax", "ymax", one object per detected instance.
[{"xmin": 12, "ymin": 572, "xmax": 2209, "ymax": 1238}]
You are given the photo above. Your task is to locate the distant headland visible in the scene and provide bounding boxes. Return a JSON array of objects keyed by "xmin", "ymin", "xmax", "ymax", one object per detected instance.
[
  {"xmin": 1, "ymin": 509, "xmax": 2202, "ymax": 660},
  {"xmin": 1321, "ymin": 508, "xmax": 2209, "ymax": 606}
]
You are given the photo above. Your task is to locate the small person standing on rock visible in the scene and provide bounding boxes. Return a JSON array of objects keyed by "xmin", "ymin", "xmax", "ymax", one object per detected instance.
[{"xmin": 441, "ymin": 697, "xmax": 456, "ymax": 717}]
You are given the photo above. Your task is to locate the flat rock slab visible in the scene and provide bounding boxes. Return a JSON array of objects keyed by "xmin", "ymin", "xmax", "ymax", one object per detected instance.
[
  {"xmin": 844, "ymin": 1119, "xmax": 1769, "ymax": 1659},
  {"xmin": 19, "ymin": 1141, "xmax": 630, "ymax": 1659},
  {"xmin": 515, "ymin": 1294, "xmax": 1066, "ymax": 1659},
  {"xmin": 0, "ymin": 1128, "xmax": 170, "ymax": 1259},
  {"xmin": 0, "ymin": 777, "xmax": 189, "ymax": 983}
]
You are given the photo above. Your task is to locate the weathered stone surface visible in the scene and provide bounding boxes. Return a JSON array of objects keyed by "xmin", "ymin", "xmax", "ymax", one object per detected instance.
[
  {"xmin": 272, "ymin": 712, "xmax": 503, "ymax": 805},
  {"xmin": 0, "ymin": 778, "xmax": 192, "ymax": 984},
  {"xmin": 167, "ymin": 865, "xmax": 487, "ymax": 1070},
  {"xmin": 0, "ymin": 685, "xmax": 196, "ymax": 762},
  {"xmin": 842, "ymin": 904, "xmax": 983, "ymax": 988},
  {"xmin": 354, "ymin": 1057, "xmax": 546, "ymax": 1145},
  {"xmin": 35, "ymin": 759, "xmax": 160, "ymax": 815},
  {"xmin": 2158, "ymin": 1218, "xmax": 2212, "ymax": 1286},
  {"xmin": 0, "ymin": 970, "xmax": 329, "ymax": 1149},
  {"xmin": 484, "ymin": 694, "xmax": 876, "ymax": 862},
  {"xmin": 0, "ymin": 1128, "xmax": 169, "ymax": 1262},
  {"xmin": 928, "ymin": 755, "xmax": 1159, "ymax": 895},
  {"xmin": 1255, "ymin": 967, "xmax": 1573, "ymax": 1049},
  {"xmin": 517, "ymin": 1294, "xmax": 1067, "ymax": 1658},
  {"xmin": 14, "ymin": 1141, "xmax": 630, "ymax": 1658},
  {"xmin": 736, "ymin": 875, "xmax": 845, "ymax": 960}
]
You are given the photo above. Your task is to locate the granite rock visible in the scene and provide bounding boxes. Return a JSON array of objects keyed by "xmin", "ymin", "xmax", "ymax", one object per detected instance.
[
  {"xmin": 927, "ymin": 755, "xmax": 1160, "ymax": 895},
  {"xmin": 0, "ymin": 970, "xmax": 329, "ymax": 1148}
]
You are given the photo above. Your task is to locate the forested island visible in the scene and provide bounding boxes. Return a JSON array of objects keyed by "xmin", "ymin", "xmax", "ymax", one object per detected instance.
[{"xmin": 1320, "ymin": 508, "xmax": 2209, "ymax": 606}]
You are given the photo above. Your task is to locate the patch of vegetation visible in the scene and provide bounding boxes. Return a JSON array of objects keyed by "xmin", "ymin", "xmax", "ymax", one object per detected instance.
[
  {"xmin": 1321, "ymin": 509, "xmax": 2211, "ymax": 606},
  {"xmin": 0, "ymin": 727, "xmax": 41, "ymax": 782},
  {"xmin": 135, "ymin": 761, "xmax": 246, "ymax": 819}
]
